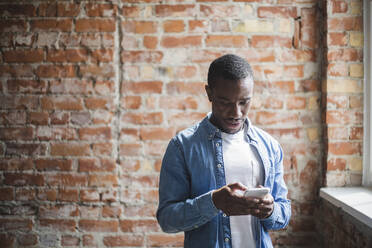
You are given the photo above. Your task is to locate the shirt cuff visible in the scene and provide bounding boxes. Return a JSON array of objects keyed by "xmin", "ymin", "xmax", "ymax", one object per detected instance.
[
  {"xmin": 260, "ymin": 201, "xmax": 278, "ymax": 226},
  {"xmin": 195, "ymin": 190, "xmax": 219, "ymax": 220}
]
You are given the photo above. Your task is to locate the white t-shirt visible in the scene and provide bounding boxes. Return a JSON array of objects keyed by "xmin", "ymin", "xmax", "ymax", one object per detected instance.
[{"xmin": 221, "ymin": 125, "xmax": 264, "ymax": 248}]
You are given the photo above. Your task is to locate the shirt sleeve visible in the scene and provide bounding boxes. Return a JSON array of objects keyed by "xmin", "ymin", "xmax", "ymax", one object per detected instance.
[
  {"xmin": 260, "ymin": 142, "xmax": 291, "ymax": 230},
  {"xmin": 156, "ymin": 138, "xmax": 219, "ymax": 233}
]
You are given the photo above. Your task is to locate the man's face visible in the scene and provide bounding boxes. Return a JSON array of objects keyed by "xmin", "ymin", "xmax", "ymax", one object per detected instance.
[{"xmin": 206, "ymin": 77, "xmax": 253, "ymax": 134}]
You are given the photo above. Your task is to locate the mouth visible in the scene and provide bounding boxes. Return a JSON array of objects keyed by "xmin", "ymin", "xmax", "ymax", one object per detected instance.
[{"xmin": 224, "ymin": 119, "xmax": 243, "ymax": 130}]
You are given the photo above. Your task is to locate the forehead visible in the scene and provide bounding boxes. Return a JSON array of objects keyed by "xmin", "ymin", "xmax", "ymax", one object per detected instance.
[{"xmin": 212, "ymin": 77, "xmax": 254, "ymax": 98}]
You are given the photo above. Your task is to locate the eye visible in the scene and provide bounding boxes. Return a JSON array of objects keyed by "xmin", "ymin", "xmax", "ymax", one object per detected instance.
[{"xmin": 239, "ymin": 99, "xmax": 250, "ymax": 105}]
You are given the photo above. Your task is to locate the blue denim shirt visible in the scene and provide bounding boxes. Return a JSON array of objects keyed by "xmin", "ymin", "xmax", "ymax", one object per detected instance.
[{"xmin": 157, "ymin": 114, "xmax": 291, "ymax": 248}]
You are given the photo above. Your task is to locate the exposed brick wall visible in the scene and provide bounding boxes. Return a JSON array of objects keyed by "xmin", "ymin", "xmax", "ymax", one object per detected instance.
[
  {"xmin": 0, "ymin": 0, "xmax": 366, "ymax": 247},
  {"xmin": 323, "ymin": 0, "xmax": 364, "ymax": 186}
]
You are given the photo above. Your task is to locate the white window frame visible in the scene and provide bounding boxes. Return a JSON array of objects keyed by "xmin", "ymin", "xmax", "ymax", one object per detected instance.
[{"xmin": 363, "ymin": 0, "xmax": 372, "ymax": 186}]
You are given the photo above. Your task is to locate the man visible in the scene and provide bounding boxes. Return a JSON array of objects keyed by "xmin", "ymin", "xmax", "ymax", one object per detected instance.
[{"xmin": 156, "ymin": 54, "xmax": 291, "ymax": 248}]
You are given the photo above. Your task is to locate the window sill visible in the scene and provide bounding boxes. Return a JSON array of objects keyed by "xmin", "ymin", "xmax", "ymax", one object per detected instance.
[{"xmin": 320, "ymin": 187, "xmax": 372, "ymax": 228}]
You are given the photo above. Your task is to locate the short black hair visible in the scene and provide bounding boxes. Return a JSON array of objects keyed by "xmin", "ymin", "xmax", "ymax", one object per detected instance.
[{"xmin": 207, "ymin": 54, "xmax": 253, "ymax": 88}]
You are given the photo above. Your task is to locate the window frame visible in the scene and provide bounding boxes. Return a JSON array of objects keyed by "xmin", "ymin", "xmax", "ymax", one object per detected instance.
[{"xmin": 363, "ymin": 0, "xmax": 372, "ymax": 186}]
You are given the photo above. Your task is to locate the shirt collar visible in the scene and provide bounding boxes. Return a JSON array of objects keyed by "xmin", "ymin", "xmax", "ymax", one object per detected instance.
[{"xmin": 201, "ymin": 112, "xmax": 258, "ymax": 143}]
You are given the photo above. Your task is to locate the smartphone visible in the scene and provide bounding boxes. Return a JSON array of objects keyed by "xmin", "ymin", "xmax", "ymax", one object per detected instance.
[{"xmin": 244, "ymin": 187, "xmax": 270, "ymax": 198}]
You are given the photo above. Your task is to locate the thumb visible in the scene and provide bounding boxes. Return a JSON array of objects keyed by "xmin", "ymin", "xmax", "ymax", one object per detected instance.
[{"xmin": 228, "ymin": 182, "xmax": 248, "ymax": 191}]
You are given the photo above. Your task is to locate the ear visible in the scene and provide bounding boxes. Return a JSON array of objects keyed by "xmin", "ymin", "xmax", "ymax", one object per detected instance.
[{"xmin": 205, "ymin": 85, "xmax": 213, "ymax": 102}]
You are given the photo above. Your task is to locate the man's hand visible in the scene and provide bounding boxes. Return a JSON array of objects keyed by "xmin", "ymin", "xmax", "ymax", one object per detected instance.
[{"xmin": 212, "ymin": 183, "xmax": 274, "ymax": 218}]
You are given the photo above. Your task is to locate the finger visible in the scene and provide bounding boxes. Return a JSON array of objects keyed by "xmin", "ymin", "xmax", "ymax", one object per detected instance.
[{"xmin": 229, "ymin": 182, "xmax": 248, "ymax": 191}]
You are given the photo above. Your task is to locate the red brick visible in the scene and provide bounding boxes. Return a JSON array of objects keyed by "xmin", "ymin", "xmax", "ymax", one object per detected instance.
[
  {"xmin": 102, "ymin": 206, "xmax": 122, "ymax": 218},
  {"xmin": 168, "ymin": 112, "xmax": 206, "ymax": 127},
  {"xmin": 122, "ymin": 112, "xmax": 163, "ymax": 125},
  {"xmin": 0, "ymin": 64, "xmax": 33, "ymax": 77},
  {"xmin": 328, "ymin": 126, "xmax": 348, "ymax": 140},
  {"xmin": 251, "ymin": 35, "xmax": 292, "ymax": 48},
  {"xmin": 0, "ymin": 159, "xmax": 32, "ymax": 171},
  {"xmin": 206, "ymin": 35, "xmax": 247, "ymax": 48},
  {"xmin": 83, "ymin": 235, "xmax": 97, "ymax": 247},
  {"xmin": 119, "ymin": 143, "xmax": 142, "ymax": 156},
  {"xmin": 327, "ymin": 158, "xmax": 346, "ymax": 171},
  {"xmin": 0, "ymin": 127, "xmax": 34, "ymax": 140},
  {"xmin": 3, "ymin": 49, "xmax": 44, "ymax": 63},
  {"xmin": 328, "ymin": 63, "xmax": 348, "ymax": 76},
  {"xmin": 350, "ymin": 127, "xmax": 363, "ymax": 140},
  {"xmin": 189, "ymin": 20, "xmax": 208, "ymax": 32},
  {"xmin": 37, "ymin": 188, "xmax": 57, "ymax": 201},
  {"xmin": 35, "ymin": 65, "xmax": 76, "ymax": 78},
  {"xmin": 39, "ymin": 205, "xmax": 78, "ymax": 218},
  {"xmin": 255, "ymin": 111, "xmax": 298, "ymax": 125},
  {"xmin": 155, "ymin": 4, "xmax": 195, "ymax": 17},
  {"xmin": 6, "ymin": 143, "xmax": 47, "ymax": 157},
  {"xmin": 0, "ymin": 4, "xmax": 36, "ymax": 17},
  {"xmin": 79, "ymin": 64, "xmax": 114, "ymax": 78},
  {"xmin": 122, "ymin": 51, "xmax": 163, "ymax": 63},
  {"xmin": 15, "ymin": 188, "xmax": 36, "ymax": 201},
  {"xmin": 278, "ymin": 49, "xmax": 316, "ymax": 62},
  {"xmin": 76, "ymin": 19, "xmax": 115, "ymax": 32},
  {"xmin": 40, "ymin": 219, "xmax": 76, "ymax": 232},
  {"xmin": 47, "ymin": 49, "xmax": 88, "ymax": 62},
  {"xmin": 37, "ymin": 2, "xmax": 57, "ymax": 16},
  {"xmin": 79, "ymin": 220, "xmax": 118, "ymax": 232},
  {"xmin": 328, "ymin": 142, "xmax": 361, "ymax": 155},
  {"xmin": 0, "ymin": 187, "xmax": 14, "ymax": 201},
  {"xmin": 161, "ymin": 36, "xmax": 202, "ymax": 48},
  {"xmin": 92, "ymin": 49, "xmax": 113, "ymax": 63},
  {"xmin": 62, "ymin": 235, "xmax": 80, "ymax": 246},
  {"xmin": 120, "ymin": 219, "xmax": 159, "ymax": 232},
  {"xmin": 0, "ymin": 219, "xmax": 32, "ymax": 231},
  {"xmin": 0, "ymin": 233, "xmax": 15, "ymax": 247},
  {"xmin": 328, "ymin": 17, "xmax": 362, "ymax": 31},
  {"xmin": 81, "ymin": 189, "xmax": 100, "ymax": 202},
  {"xmin": 41, "ymin": 96, "xmax": 83, "ymax": 111},
  {"xmin": 57, "ymin": 3, "xmax": 80, "ymax": 16},
  {"xmin": 332, "ymin": 0, "xmax": 348, "ymax": 13},
  {"xmin": 79, "ymin": 127, "xmax": 111, "ymax": 141},
  {"xmin": 0, "ymin": 111, "xmax": 26, "ymax": 125},
  {"xmin": 123, "ymin": 21, "xmax": 157, "ymax": 33},
  {"xmin": 92, "ymin": 143, "xmax": 113, "ymax": 156},
  {"xmin": 327, "ymin": 95, "xmax": 348, "ymax": 109},
  {"xmin": 163, "ymin": 20, "xmax": 185, "ymax": 32},
  {"xmin": 31, "ymin": 19, "xmax": 72, "ymax": 31},
  {"xmin": 59, "ymin": 188, "xmax": 78, "ymax": 202},
  {"xmin": 287, "ymin": 96, "xmax": 307, "ymax": 110},
  {"xmin": 140, "ymin": 127, "xmax": 175, "ymax": 141},
  {"xmin": 46, "ymin": 173, "xmax": 87, "ymax": 187},
  {"xmin": 103, "ymin": 235, "xmax": 144, "ymax": 247},
  {"xmin": 79, "ymin": 158, "xmax": 115, "ymax": 172},
  {"xmin": 17, "ymin": 234, "xmax": 37, "ymax": 246},
  {"xmin": 328, "ymin": 32, "xmax": 348, "ymax": 46},
  {"xmin": 200, "ymin": 4, "xmax": 240, "ymax": 18},
  {"xmin": 0, "ymin": 20, "xmax": 27, "ymax": 32},
  {"xmin": 328, "ymin": 48, "xmax": 362, "ymax": 62},
  {"xmin": 85, "ymin": 3, "xmax": 116, "ymax": 17},
  {"xmin": 0, "ymin": 96, "xmax": 39, "ymax": 110},
  {"xmin": 8, "ymin": 80, "xmax": 47, "ymax": 94},
  {"xmin": 258, "ymin": 6, "xmax": 297, "ymax": 18},
  {"xmin": 123, "ymin": 81, "xmax": 163, "ymax": 94},
  {"xmin": 122, "ymin": 96, "xmax": 141, "ymax": 109},
  {"xmin": 85, "ymin": 97, "xmax": 113, "ymax": 110},
  {"xmin": 143, "ymin": 36, "xmax": 158, "ymax": 49},
  {"xmin": 50, "ymin": 143, "xmax": 90, "ymax": 156},
  {"xmin": 326, "ymin": 110, "xmax": 362, "ymax": 125},
  {"xmin": 51, "ymin": 112, "xmax": 69, "ymax": 125},
  {"xmin": 147, "ymin": 234, "xmax": 184, "ymax": 247},
  {"xmin": 35, "ymin": 159, "xmax": 72, "ymax": 171},
  {"xmin": 89, "ymin": 174, "xmax": 118, "ymax": 187}
]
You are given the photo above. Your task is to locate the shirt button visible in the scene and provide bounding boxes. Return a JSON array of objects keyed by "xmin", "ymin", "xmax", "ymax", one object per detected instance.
[
  {"xmin": 216, "ymin": 143, "xmax": 220, "ymax": 147},
  {"xmin": 194, "ymin": 225, "xmax": 198, "ymax": 228},
  {"xmin": 223, "ymin": 213, "xmax": 227, "ymax": 217},
  {"xmin": 225, "ymin": 238, "xmax": 229, "ymax": 242},
  {"xmin": 217, "ymin": 164, "xmax": 222, "ymax": 168}
]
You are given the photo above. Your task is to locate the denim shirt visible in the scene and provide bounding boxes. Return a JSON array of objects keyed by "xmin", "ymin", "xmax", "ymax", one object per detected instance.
[{"xmin": 157, "ymin": 114, "xmax": 291, "ymax": 248}]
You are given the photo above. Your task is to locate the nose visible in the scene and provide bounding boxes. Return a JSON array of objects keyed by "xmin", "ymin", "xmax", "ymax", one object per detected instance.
[{"xmin": 229, "ymin": 103, "xmax": 242, "ymax": 119}]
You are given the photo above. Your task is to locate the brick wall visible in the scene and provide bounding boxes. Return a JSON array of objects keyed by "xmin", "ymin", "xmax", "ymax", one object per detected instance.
[{"xmin": 0, "ymin": 0, "xmax": 365, "ymax": 247}]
